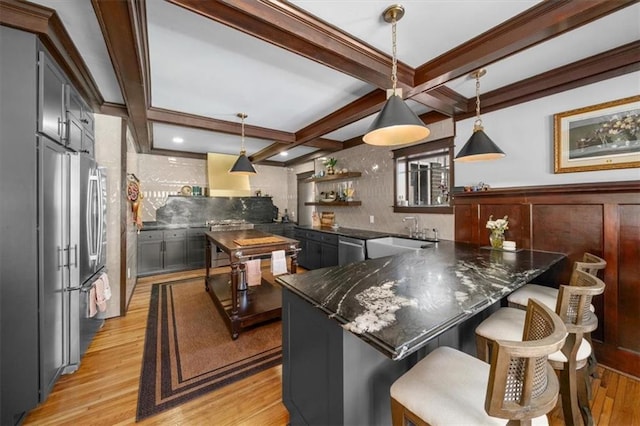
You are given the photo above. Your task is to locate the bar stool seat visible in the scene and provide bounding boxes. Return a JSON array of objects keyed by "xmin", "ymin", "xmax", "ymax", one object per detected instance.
[
  {"xmin": 475, "ymin": 307, "xmax": 592, "ymax": 365},
  {"xmin": 508, "ymin": 284, "xmax": 595, "ymax": 313},
  {"xmin": 390, "ymin": 346, "xmax": 550, "ymax": 425}
]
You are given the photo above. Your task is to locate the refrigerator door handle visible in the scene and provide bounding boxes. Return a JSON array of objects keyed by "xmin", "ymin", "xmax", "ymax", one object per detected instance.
[
  {"xmin": 96, "ymin": 169, "xmax": 105, "ymax": 262},
  {"xmin": 87, "ymin": 174, "xmax": 99, "ymax": 261}
]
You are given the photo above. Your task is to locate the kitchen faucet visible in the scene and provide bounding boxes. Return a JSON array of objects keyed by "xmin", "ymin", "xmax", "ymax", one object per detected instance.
[{"xmin": 402, "ymin": 216, "xmax": 419, "ymax": 238}]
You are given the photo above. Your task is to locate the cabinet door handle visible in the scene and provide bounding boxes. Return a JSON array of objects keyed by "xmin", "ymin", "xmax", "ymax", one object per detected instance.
[{"xmin": 80, "ymin": 118, "xmax": 89, "ymax": 124}]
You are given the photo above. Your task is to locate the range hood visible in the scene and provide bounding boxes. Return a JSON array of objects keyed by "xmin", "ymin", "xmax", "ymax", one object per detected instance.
[{"xmin": 207, "ymin": 153, "xmax": 251, "ymax": 196}]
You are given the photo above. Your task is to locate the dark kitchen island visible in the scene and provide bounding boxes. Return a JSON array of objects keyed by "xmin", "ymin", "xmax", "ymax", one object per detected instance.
[{"xmin": 275, "ymin": 240, "xmax": 565, "ymax": 425}]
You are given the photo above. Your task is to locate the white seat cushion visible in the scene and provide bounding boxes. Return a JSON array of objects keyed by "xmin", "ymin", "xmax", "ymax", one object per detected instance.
[
  {"xmin": 390, "ymin": 346, "xmax": 549, "ymax": 425},
  {"xmin": 508, "ymin": 284, "xmax": 596, "ymax": 312},
  {"xmin": 508, "ymin": 284, "xmax": 558, "ymax": 310},
  {"xmin": 476, "ymin": 307, "xmax": 591, "ymax": 362}
]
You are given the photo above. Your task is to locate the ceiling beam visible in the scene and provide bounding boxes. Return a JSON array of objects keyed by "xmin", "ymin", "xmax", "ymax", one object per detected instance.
[
  {"xmin": 92, "ymin": 0, "xmax": 149, "ymax": 152},
  {"xmin": 410, "ymin": 0, "xmax": 638, "ymax": 95},
  {"xmin": 166, "ymin": 0, "xmax": 414, "ymax": 91},
  {"xmin": 249, "ymin": 142, "xmax": 291, "ymax": 163},
  {"xmin": 455, "ymin": 41, "xmax": 640, "ymax": 121},
  {"xmin": 147, "ymin": 107, "xmax": 295, "ymax": 141}
]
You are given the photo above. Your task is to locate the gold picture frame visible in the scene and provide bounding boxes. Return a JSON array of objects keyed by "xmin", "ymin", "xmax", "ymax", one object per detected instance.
[{"xmin": 554, "ymin": 95, "xmax": 640, "ymax": 173}]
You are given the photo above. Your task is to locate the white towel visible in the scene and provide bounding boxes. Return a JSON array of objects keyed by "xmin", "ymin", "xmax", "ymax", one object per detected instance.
[
  {"xmin": 270, "ymin": 250, "xmax": 288, "ymax": 276},
  {"xmin": 244, "ymin": 259, "xmax": 262, "ymax": 286},
  {"xmin": 95, "ymin": 272, "xmax": 112, "ymax": 313},
  {"xmin": 89, "ymin": 286, "xmax": 98, "ymax": 318}
]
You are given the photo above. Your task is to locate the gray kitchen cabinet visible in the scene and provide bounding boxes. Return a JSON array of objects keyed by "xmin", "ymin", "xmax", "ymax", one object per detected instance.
[
  {"xmin": 38, "ymin": 50, "xmax": 66, "ymax": 145},
  {"xmin": 37, "ymin": 48, "xmax": 95, "ymax": 157},
  {"xmin": 187, "ymin": 227, "xmax": 207, "ymax": 268},
  {"xmin": 294, "ymin": 228, "xmax": 338, "ymax": 270},
  {"xmin": 137, "ymin": 229, "xmax": 190, "ymax": 276}
]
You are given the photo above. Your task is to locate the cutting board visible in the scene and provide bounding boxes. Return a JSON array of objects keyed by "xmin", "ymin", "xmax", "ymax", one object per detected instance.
[
  {"xmin": 233, "ymin": 236, "xmax": 285, "ymax": 246},
  {"xmin": 321, "ymin": 211, "xmax": 335, "ymax": 226}
]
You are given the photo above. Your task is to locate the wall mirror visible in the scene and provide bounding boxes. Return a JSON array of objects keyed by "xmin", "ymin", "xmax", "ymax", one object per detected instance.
[{"xmin": 393, "ymin": 137, "xmax": 454, "ymax": 214}]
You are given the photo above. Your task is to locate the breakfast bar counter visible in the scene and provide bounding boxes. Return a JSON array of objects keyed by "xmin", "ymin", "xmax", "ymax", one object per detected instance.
[{"xmin": 276, "ymin": 240, "xmax": 565, "ymax": 425}]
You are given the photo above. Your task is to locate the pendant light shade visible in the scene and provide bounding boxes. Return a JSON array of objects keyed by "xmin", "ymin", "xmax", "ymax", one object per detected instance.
[
  {"xmin": 363, "ymin": 94, "xmax": 430, "ymax": 146},
  {"xmin": 229, "ymin": 113, "xmax": 257, "ymax": 175},
  {"xmin": 363, "ymin": 5, "xmax": 429, "ymax": 146},
  {"xmin": 455, "ymin": 126, "xmax": 505, "ymax": 162},
  {"xmin": 455, "ymin": 69, "xmax": 505, "ymax": 162}
]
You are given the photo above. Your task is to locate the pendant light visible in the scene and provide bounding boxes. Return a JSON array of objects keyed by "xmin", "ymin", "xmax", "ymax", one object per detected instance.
[
  {"xmin": 229, "ymin": 112, "xmax": 257, "ymax": 175},
  {"xmin": 363, "ymin": 4, "xmax": 430, "ymax": 146},
  {"xmin": 454, "ymin": 69, "xmax": 505, "ymax": 162}
]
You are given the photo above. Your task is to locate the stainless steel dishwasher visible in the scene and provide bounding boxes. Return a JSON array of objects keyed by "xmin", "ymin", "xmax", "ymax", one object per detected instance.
[{"xmin": 338, "ymin": 236, "xmax": 366, "ymax": 266}]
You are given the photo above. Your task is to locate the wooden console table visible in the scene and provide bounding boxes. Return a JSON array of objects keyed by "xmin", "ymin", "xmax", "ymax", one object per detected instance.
[{"xmin": 204, "ymin": 229, "xmax": 299, "ymax": 339}]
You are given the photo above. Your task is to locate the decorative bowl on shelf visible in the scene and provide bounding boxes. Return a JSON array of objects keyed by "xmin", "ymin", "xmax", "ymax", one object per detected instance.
[{"xmin": 320, "ymin": 198, "xmax": 336, "ymax": 203}]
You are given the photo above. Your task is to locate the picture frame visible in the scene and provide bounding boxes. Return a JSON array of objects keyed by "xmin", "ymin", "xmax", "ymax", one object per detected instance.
[{"xmin": 554, "ymin": 95, "xmax": 640, "ymax": 173}]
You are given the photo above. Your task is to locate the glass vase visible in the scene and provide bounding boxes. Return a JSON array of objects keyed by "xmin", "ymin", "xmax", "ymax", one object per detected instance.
[{"xmin": 489, "ymin": 230, "xmax": 505, "ymax": 249}]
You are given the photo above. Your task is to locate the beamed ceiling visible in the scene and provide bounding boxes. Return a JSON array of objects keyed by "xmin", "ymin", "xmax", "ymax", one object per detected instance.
[{"xmin": 1, "ymin": 0, "xmax": 639, "ymax": 166}]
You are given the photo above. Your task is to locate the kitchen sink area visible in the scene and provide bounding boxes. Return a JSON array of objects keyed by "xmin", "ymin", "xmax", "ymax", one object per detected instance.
[{"xmin": 366, "ymin": 236, "xmax": 435, "ymax": 259}]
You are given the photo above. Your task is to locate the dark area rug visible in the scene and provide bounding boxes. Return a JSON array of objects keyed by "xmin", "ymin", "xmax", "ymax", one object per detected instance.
[{"xmin": 136, "ymin": 276, "xmax": 282, "ymax": 421}]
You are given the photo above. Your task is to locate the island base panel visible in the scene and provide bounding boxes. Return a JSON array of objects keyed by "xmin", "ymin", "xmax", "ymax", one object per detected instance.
[
  {"xmin": 282, "ymin": 288, "xmax": 501, "ymax": 425},
  {"xmin": 206, "ymin": 274, "xmax": 282, "ymax": 339}
]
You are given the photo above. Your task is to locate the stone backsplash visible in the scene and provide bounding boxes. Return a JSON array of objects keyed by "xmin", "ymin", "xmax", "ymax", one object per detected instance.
[{"xmin": 155, "ymin": 196, "xmax": 278, "ymax": 225}]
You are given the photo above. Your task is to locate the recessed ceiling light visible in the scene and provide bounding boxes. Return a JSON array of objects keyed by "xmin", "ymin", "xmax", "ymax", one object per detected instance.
[
  {"xmin": 172, "ymin": 137, "xmax": 184, "ymax": 143},
  {"xmin": 280, "ymin": 151, "xmax": 288, "ymax": 157}
]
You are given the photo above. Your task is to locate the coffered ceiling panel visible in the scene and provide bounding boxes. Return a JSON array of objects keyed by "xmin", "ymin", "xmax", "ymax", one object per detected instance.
[{"xmin": 147, "ymin": 0, "xmax": 375, "ymax": 132}]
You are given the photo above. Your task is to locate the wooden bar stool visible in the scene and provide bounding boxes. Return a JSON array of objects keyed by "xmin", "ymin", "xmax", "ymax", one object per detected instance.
[
  {"xmin": 507, "ymin": 252, "xmax": 605, "ymax": 310},
  {"xmin": 390, "ymin": 299, "xmax": 566, "ymax": 426},
  {"xmin": 475, "ymin": 270, "xmax": 605, "ymax": 426},
  {"xmin": 507, "ymin": 253, "xmax": 606, "ymax": 384}
]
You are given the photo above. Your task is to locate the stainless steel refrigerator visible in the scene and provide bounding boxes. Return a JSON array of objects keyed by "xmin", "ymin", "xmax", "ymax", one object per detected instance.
[{"xmin": 39, "ymin": 138, "xmax": 106, "ymax": 402}]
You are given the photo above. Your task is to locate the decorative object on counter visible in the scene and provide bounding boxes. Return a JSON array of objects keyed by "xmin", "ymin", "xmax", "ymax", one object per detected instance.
[
  {"xmin": 321, "ymin": 211, "xmax": 335, "ymax": 227},
  {"xmin": 255, "ymin": 189, "xmax": 262, "ymax": 197},
  {"xmin": 553, "ymin": 95, "xmax": 640, "ymax": 173},
  {"xmin": 455, "ymin": 69, "xmax": 506, "ymax": 162},
  {"xmin": 502, "ymin": 240, "xmax": 516, "ymax": 251},
  {"xmin": 312, "ymin": 210, "xmax": 321, "ymax": 227},
  {"xmin": 486, "ymin": 215, "xmax": 509, "ymax": 249},
  {"xmin": 282, "ymin": 209, "xmax": 290, "ymax": 223},
  {"xmin": 180, "ymin": 185, "xmax": 192, "ymax": 196},
  {"xmin": 323, "ymin": 157, "xmax": 338, "ymax": 175},
  {"xmin": 229, "ymin": 112, "xmax": 257, "ymax": 175},
  {"xmin": 363, "ymin": 5, "xmax": 429, "ymax": 146},
  {"xmin": 126, "ymin": 174, "xmax": 143, "ymax": 230},
  {"xmin": 191, "ymin": 185, "xmax": 202, "ymax": 196}
]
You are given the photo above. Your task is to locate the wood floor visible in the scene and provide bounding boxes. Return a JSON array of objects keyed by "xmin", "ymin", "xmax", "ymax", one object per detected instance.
[{"xmin": 24, "ymin": 269, "xmax": 640, "ymax": 425}]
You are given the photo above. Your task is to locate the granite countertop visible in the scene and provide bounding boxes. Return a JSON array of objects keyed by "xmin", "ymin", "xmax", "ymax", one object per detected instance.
[
  {"xmin": 276, "ymin": 240, "xmax": 565, "ymax": 360},
  {"xmin": 294, "ymin": 224, "xmax": 395, "ymax": 240}
]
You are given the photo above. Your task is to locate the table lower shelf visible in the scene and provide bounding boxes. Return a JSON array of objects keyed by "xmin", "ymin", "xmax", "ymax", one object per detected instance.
[{"xmin": 205, "ymin": 273, "xmax": 282, "ymax": 339}]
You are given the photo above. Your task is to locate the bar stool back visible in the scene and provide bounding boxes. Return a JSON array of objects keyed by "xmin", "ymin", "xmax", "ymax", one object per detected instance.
[{"xmin": 390, "ymin": 299, "xmax": 566, "ymax": 426}]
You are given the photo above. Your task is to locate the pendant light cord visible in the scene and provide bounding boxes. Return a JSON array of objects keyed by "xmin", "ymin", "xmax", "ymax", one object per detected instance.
[
  {"xmin": 474, "ymin": 73, "xmax": 483, "ymax": 131},
  {"xmin": 391, "ymin": 16, "xmax": 398, "ymax": 95},
  {"xmin": 238, "ymin": 112, "xmax": 247, "ymax": 154}
]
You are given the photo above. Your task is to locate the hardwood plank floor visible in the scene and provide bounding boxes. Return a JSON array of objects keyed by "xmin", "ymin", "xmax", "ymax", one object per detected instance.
[{"xmin": 24, "ymin": 269, "xmax": 640, "ymax": 425}]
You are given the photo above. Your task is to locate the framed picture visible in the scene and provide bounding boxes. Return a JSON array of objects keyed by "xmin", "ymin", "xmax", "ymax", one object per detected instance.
[{"xmin": 554, "ymin": 95, "xmax": 640, "ymax": 173}]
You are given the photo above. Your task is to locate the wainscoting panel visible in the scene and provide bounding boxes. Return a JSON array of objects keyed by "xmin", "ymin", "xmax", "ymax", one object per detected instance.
[{"xmin": 453, "ymin": 181, "xmax": 640, "ymax": 378}]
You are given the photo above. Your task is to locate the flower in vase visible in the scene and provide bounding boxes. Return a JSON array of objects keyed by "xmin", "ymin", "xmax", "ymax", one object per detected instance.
[{"xmin": 486, "ymin": 215, "xmax": 509, "ymax": 233}]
